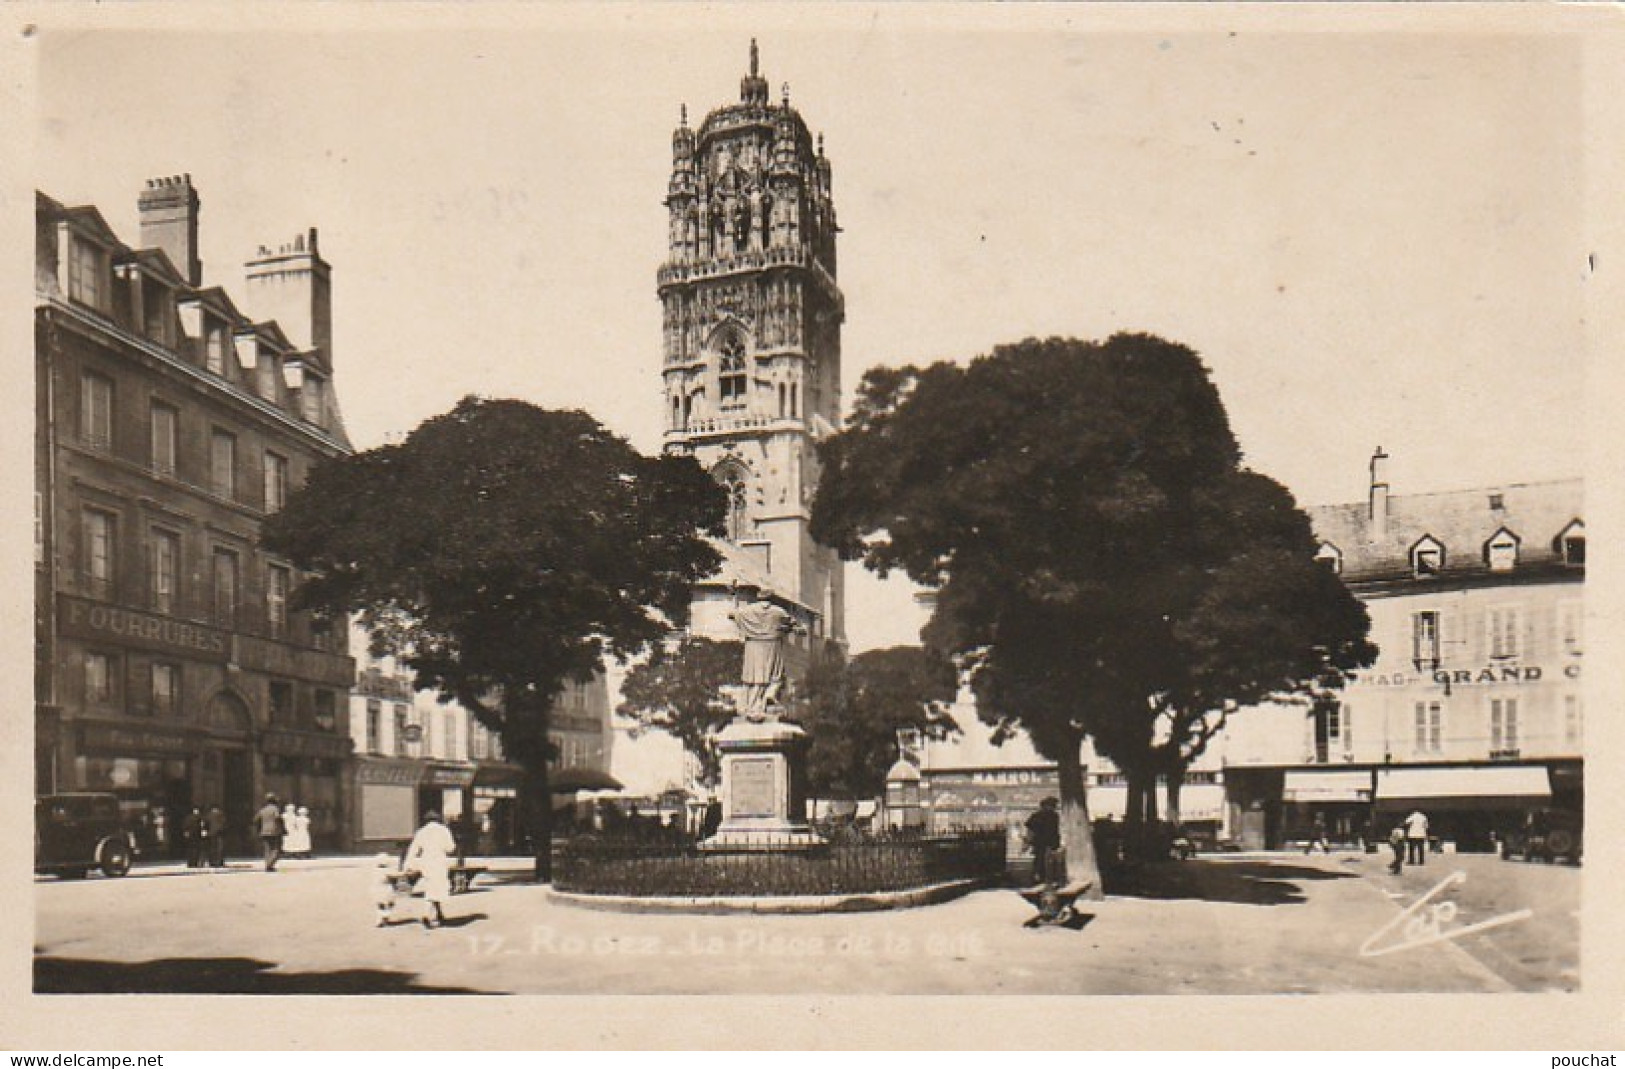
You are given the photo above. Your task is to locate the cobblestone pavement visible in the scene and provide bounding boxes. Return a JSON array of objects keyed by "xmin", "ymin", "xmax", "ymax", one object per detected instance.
[{"xmin": 33, "ymin": 851, "xmax": 1576, "ymax": 994}]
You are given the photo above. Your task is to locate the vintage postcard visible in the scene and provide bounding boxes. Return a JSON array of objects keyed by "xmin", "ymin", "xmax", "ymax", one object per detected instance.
[{"xmin": 4, "ymin": 1, "xmax": 1623, "ymax": 1052}]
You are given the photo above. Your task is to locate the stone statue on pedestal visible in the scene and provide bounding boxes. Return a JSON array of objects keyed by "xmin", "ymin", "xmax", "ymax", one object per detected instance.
[{"xmin": 730, "ymin": 595, "xmax": 804, "ymax": 722}]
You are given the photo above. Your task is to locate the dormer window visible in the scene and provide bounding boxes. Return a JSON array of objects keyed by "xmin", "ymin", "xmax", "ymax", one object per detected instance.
[
  {"xmin": 1411, "ymin": 535, "xmax": 1445, "ymax": 578},
  {"xmin": 301, "ymin": 373, "xmax": 325, "ymax": 425},
  {"xmin": 67, "ymin": 236, "xmax": 109, "ymax": 312},
  {"xmin": 1556, "ymin": 520, "xmax": 1585, "ymax": 567},
  {"xmin": 141, "ymin": 279, "xmax": 174, "ymax": 347},
  {"xmin": 205, "ymin": 324, "xmax": 226, "ymax": 375},
  {"xmin": 1314, "ymin": 542, "xmax": 1342, "ymax": 574},
  {"xmin": 718, "ymin": 335, "xmax": 747, "ymax": 410},
  {"xmin": 1485, "ymin": 528, "xmax": 1519, "ymax": 573}
]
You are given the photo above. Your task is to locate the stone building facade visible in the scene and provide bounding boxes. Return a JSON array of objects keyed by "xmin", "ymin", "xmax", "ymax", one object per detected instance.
[
  {"xmin": 1222, "ymin": 453, "xmax": 1584, "ymax": 851},
  {"xmin": 347, "ymin": 623, "xmax": 613, "ymax": 854},
  {"xmin": 35, "ymin": 177, "xmax": 355, "ymax": 857}
]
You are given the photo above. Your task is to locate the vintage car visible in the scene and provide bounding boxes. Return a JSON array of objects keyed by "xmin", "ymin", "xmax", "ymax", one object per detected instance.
[
  {"xmin": 35, "ymin": 792, "xmax": 136, "ymax": 878},
  {"xmin": 1500, "ymin": 807, "xmax": 1583, "ymax": 865}
]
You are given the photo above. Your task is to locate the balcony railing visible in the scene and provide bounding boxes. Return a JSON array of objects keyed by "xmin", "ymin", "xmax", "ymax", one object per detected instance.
[{"xmin": 667, "ymin": 414, "xmax": 804, "ymax": 438}]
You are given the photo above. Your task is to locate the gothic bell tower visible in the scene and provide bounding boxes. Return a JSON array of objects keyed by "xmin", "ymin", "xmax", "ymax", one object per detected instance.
[{"xmin": 660, "ymin": 41, "xmax": 846, "ymax": 646}]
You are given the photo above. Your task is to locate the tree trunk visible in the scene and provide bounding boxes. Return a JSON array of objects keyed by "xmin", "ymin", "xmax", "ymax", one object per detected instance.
[
  {"xmin": 521, "ymin": 759, "xmax": 553, "ymax": 883},
  {"xmin": 1054, "ymin": 735, "xmax": 1103, "ymax": 901},
  {"xmin": 1165, "ymin": 767, "xmax": 1183, "ymax": 828},
  {"xmin": 1124, "ymin": 767, "xmax": 1160, "ymax": 862}
]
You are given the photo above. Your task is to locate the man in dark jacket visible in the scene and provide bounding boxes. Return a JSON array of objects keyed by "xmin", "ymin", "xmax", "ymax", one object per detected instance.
[
  {"xmin": 255, "ymin": 794, "xmax": 284, "ymax": 871},
  {"xmin": 182, "ymin": 807, "xmax": 206, "ymax": 868},
  {"xmin": 205, "ymin": 805, "xmax": 227, "ymax": 867},
  {"xmin": 1025, "ymin": 797, "xmax": 1062, "ymax": 885}
]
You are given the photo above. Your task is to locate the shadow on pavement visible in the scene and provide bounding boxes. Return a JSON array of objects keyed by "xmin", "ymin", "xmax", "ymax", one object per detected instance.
[
  {"xmin": 1104, "ymin": 859, "xmax": 1358, "ymax": 905},
  {"xmin": 34, "ymin": 956, "xmax": 489, "ymax": 994}
]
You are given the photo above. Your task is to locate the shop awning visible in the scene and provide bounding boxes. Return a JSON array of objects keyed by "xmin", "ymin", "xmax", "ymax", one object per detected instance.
[
  {"xmin": 1374, "ymin": 765, "xmax": 1550, "ymax": 812},
  {"xmin": 1283, "ymin": 769, "xmax": 1372, "ymax": 803},
  {"xmin": 1085, "ymin": 783, "xmax": 1225, "ymax": 822},
  {"xmin": 551, "ymin": 767, "xmax": 623, "ymax": 793},
  {"xmin": 422, "ymin": 763, "xmax": 476, "ymax": 789},
  {"xmin": 473, "ymin": 761, "xmax": 524, "ymax": 787}
]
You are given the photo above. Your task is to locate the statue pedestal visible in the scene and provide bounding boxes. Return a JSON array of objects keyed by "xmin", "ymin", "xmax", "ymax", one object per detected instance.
[{"xmin": 700, "ymin": 718, "xmax": 825, "ymax": 852}]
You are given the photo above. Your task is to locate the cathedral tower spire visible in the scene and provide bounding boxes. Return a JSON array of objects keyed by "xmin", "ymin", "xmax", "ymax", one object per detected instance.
[{"xmin": 658, "ymin": 44, "xmax": 846, "ymax": 647}]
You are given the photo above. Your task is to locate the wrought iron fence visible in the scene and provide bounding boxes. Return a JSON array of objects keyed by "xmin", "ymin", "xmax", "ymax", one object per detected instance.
[{"xmin": 554, "ymin": 829, "xmax": 1006, "ymax": 898}]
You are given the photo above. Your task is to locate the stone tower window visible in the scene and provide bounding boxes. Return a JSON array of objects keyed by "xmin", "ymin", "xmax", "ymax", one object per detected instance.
[
  {"xmin": 715, "ymin": 462, "xmax": 751, "ymax": 543},
  {"xmin": 719, "ymin": 335, "xmax": 747, "ymax": 410}
]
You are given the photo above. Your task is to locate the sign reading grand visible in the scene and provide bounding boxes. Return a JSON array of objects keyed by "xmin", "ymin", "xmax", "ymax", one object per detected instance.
[{"xmin": 59, "ymin": 595, "xmax": 229, "ymax": 662}]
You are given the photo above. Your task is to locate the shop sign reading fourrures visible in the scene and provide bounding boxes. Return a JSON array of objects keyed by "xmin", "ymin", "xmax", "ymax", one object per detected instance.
[{"xmin": 58, "ymin": 594, "xmax": 229, "ymax": 662}]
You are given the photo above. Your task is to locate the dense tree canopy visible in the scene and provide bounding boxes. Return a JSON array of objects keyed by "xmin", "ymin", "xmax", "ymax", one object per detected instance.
[
  {"xmin": 265, "ymin": 396, "xmax": 726, "ymax": 878},
  {"xmin": 813, "ymin": 334, "xmax": 1374, "ymax": 886},
  {"xmin": 796, "ymin": 646, "xmax": 961, "ymax": 800},
  {"xmin": 617, "ymin": 636, "xmax": 742, "ymax": 787}
]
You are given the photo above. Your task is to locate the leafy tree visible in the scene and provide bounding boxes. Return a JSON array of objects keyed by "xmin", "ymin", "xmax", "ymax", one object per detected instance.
[
  {"xmin": 264, "ymin": 397, "xmax": 725, "ymax": 880},
  {"xmin": 813, "ymin": 334, "xmax": 1373, "ymax": 889},
  {"xmin": 617, "ymin": 636, "xmax": 742, "ymax": 787},
  {"xmin": 796, "ymin": 645, "xmax": 961, "ymax": 799}
]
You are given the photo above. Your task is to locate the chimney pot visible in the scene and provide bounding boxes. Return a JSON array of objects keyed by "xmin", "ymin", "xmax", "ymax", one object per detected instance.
[
  {"xmin": 1368, "ymin": 447, "xmax": 1390, "ymax": 541},
  {"xmin": 138, "ymin": 173, "xmax": 202, "ymax": 286}
]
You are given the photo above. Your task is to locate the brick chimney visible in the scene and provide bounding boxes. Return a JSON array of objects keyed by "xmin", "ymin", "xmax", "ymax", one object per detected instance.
[
  {"xmin": 138, "ymin": 174, "xmax": 202, "ymax": 286},
  {"xmin": 1369, "ymin": 447, "xmax": 1390, "ymax": 541}
]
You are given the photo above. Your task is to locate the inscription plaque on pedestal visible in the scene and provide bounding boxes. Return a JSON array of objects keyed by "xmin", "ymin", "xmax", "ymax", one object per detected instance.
[{"xmin": 730, "ymin": 757, "xmax": 776, "ymax": 817}]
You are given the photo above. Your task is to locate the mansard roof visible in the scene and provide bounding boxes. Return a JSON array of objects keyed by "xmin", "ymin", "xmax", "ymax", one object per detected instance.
[{"xmin": 1309, "ymin": 478, "xmax": 1582, "ymax": 583}]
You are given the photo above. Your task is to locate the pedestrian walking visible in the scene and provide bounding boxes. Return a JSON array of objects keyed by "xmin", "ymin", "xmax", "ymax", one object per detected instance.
[
  {"xmin": 205, "ymin": 805, "xmax": 226, "ymax": 867},
  {"xmin": 285, "ymin": 805, "xmax": 312, "ymax": 859},
  {"xmin": 182, "ymin": 807, "xmax": 206, "ymax": 868},
  {"xmin": 280, "ymin": 803, "xmax": 299, "ymax": 860},
  {"xmin": 1025, "ymin": 796, "xmax": 1062, "ymax": 886},
  {"xmin": 1387, "ymin": 824, "xmax": 1406, "ymax": 875},
  {"xmin": 404, "ymin": 810, "xmax": 457, "ymax": 929},
  {"xmin": 1404, "ymin": 808, "xmax": 1430, "ymax": 866},
  {"xmin": 1304, "ymin": 812, "xmax": 1330, "ymax": 855},
  {"xmin": 255, "ymin": 794, "xmax": 285, "ymax": 872}
]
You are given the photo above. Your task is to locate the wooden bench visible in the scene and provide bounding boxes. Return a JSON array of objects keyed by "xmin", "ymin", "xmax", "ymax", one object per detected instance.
[
  {"xmin": 1016, "ymin": 846, "xmax": 1093, "ymax": 928},
  {"xmin": 450, "ymin": 865, "xmax": 486, "ymax": 894},
  {"xmin": 391, "ymin": 864, "xmax": 487, "ymax": 895}
]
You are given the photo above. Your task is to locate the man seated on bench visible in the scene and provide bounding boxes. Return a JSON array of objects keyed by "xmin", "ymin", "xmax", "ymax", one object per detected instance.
[{"xmin": 1017, "ymin": 845, "xmax": 1095, "ymax": 928}]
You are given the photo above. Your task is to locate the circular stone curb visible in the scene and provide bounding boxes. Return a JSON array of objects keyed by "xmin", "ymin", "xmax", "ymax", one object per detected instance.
[{"xmin": 544, "ymin": 877, "xmax": 992, "ymax": 915}]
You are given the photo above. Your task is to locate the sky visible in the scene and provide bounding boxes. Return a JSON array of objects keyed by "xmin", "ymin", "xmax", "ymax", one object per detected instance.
[{"xmin": 32, "ymin": 12, "xmax": 1591, "ymax": 660}]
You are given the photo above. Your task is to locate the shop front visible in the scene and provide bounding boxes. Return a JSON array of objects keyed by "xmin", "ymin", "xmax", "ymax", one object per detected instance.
[
  {"xmin": 421, "ymin": 761, "xmax": 477, "ymax": 846},
  {"xmin": 261, "ymin": 728, "xmax": 353, "ymax": 852},
  {"xmin": 1372, "ymin": 764, "xmax": 1552, "ymax": 853},
  {"xmin": 353, "ymin": 756, "xmax": 424, "ymax": 852},
  {"xmin": 472, "ymin": 762, "xmax": 525, "ymax": 855},
  {"xmin": 73, "ymin": 720, "xmax": 199, "ymax": 861},
  {"xmin": 1280, "ymin": 768, "xmax": 1373, "ymax": 848}
]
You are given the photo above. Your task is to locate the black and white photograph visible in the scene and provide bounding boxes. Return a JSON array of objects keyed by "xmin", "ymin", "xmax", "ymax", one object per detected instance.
[{"xmin": 8, "ymin": 1, "xmax": 1624, "ymax": 1052}]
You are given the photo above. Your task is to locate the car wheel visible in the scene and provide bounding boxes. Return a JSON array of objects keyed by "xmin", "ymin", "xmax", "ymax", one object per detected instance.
[
  {"xmin": 1546, "ymin": 829, "xmax": 1576, "ymax": 860},
  {"xmin": 99, "ymin": 838, "xmax": 132, "ymax": 878}
]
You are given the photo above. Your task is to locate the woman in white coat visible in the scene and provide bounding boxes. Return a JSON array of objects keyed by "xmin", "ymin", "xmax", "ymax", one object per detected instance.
[
  {"xmin": 286, "ymin": 806, "xmax": 313, "ymax": 858},
  {"xmin": 280, "ymin": 804, "xmax": 299, "ymax": 859},
  {"xmin": 404, "ymin": 811, "xmax": 457, "ymax": 928}
]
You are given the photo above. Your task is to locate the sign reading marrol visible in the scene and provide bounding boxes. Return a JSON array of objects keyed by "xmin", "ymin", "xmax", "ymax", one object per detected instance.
[{"xmin": 58, "ymin": 594, "xmax": 230, "ymax": 662}]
